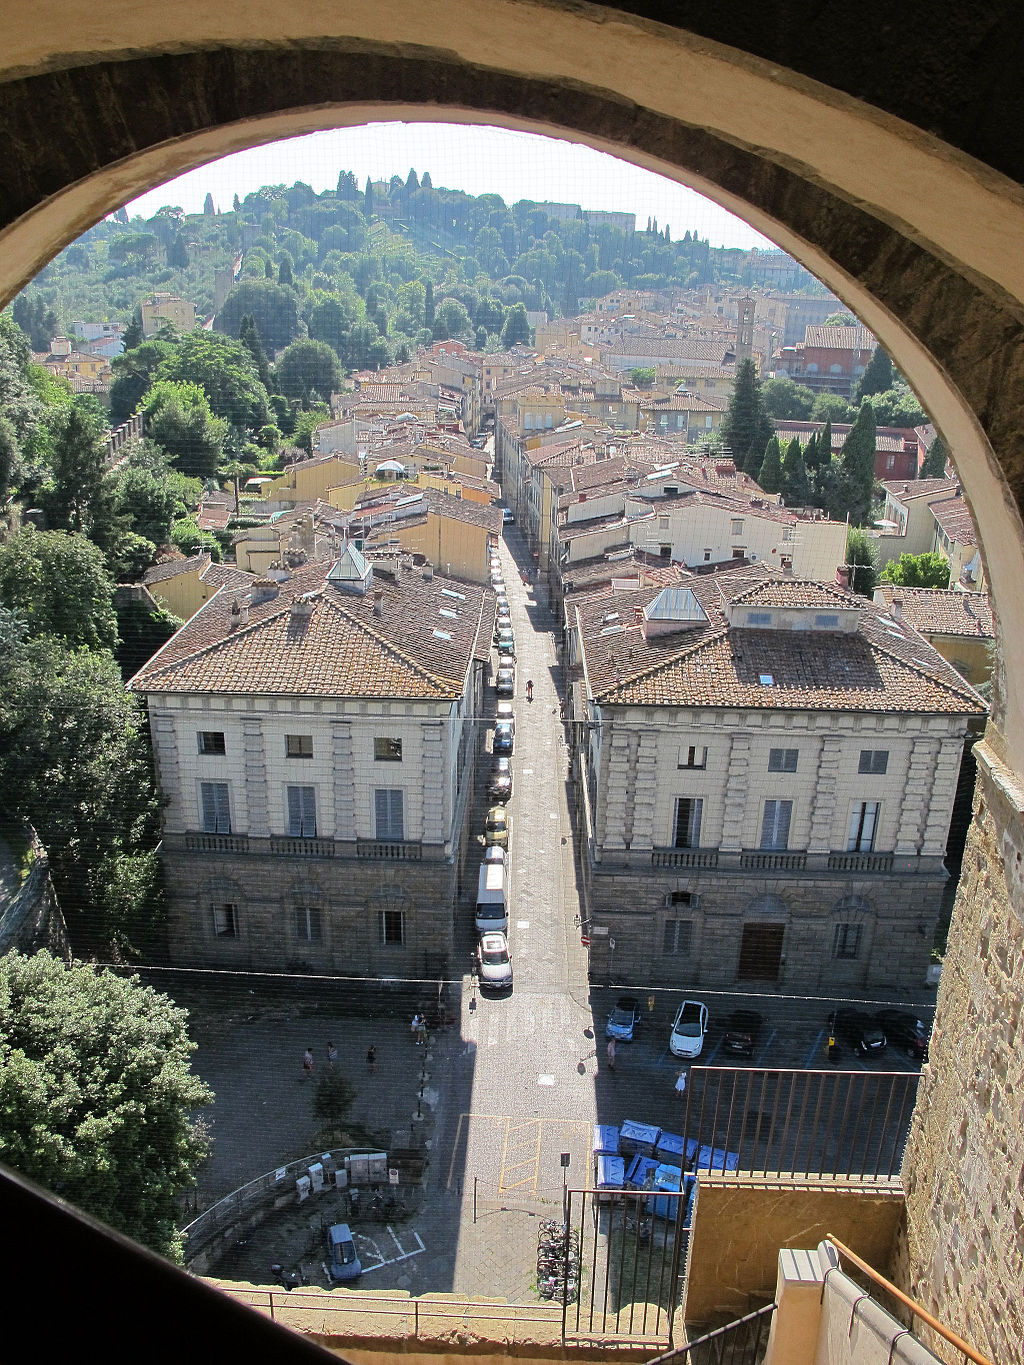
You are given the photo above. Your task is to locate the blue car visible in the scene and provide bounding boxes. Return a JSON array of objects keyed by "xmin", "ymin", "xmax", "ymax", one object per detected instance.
[
  {"xmin": 327, "ymin": 1223, "xmax": 361, "ymax": 1282},
  {"xmin": 605, "ymin": 994, "xmax": 643, "ymax": 1041}
]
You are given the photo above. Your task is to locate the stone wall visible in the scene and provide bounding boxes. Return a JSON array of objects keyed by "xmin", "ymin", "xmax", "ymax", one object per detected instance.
[
  {"xmin": 162, "ymin": 843, "xmax": 459, "ymax": 977},
  {"xmin": 584, "ymin": 863, "xmax": 940, "ymax": 994},
  {"xmin": 899, "ymin": 741, "xmax": 1024, "ymax": 1365},
  {"xmin": 0, "ymin": 834, "xmax": 69, "ymax": 960}
]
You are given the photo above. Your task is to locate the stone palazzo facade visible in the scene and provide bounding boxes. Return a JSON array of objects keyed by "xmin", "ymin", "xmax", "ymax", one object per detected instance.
[{"xmin": 570, "ymin": 565, "xmax": 985, "ymax": 994}]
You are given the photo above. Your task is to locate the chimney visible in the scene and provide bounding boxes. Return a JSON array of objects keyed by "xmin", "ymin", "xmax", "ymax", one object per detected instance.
[
  {"xmin": 229, "ymin": 598, "xmax": 249, "ymax": 628},
  {"xmin": 633, "ymin": 605, "xmax": 644, "ymax": 624},
  {"xmin": 836, "ymin": 565, "xmax": 851, "ymax": 589},
  {"xmin": 290, "ymin": 592, "xmax": 316, "ymax": 621},
  {"xmin": 249, "ymin": 577, "xmax": 280, "ymax": 606},
  {"xmin": 891, "ymin": 597, "xmax": 902, "ymax": 620},
  {"xmin": 373, "ymin": 589, "xmax": 384, "ymax": 619}
]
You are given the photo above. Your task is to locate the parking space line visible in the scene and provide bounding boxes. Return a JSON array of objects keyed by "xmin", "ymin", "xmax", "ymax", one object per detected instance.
[
  {"xmin": 805, "ymin": 1028, "xmax": 827, "ymax": 1070},
  {"xmin": 754, "ymin": 1028, "xmax": 777, "ymax": 1066},
  {"xmin": 704, "ymin": 1037, "xmax": 723, "ymax": 1064}
]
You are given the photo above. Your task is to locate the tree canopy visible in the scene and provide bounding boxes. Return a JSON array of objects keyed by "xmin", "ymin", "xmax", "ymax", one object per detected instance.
[
  {"xmin": 845, "ymin": 527, "xmax": 878, "ymax": 598},
  {"xmin": 274, "ymin": 338, "xmax": 342, "ymax": 402},
  {"xmin": 0, "ymin": 528, "xmax": 118, "ymax": 651},
  {"xmin": 838, "ymin": 401, "xmax": 878, "ymax": 526},
  {"xmin": 155, "ymin": 332, "xmax": 269, "ymax": 434},
  {"xmin": 142, "ymin": 380, "xmax": 228, "ymax": 478},
  {"xmin": 920, "ymin": 434, "xmax": 950, "ymax": 480},
  {"xmin": 880, "ymin": 551, "xmax": 951, "ymax": 589},
  {"xmin": 0, "ymin": 950, "xmax": 212, "ymax": 1260}
]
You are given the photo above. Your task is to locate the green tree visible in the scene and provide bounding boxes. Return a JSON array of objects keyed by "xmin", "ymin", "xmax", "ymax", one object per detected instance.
[
  {"xmin": 274, "ymin": 338, "xmax": 342, "ymax": 402},
  {"xmin": 38, "ymin": 401, "xmax": 108, "ymax": 535},
  {"xmin": 865, "ymin": 383, "xmax": 927, "ymax": 428},
  {"xmin": 854, "ymin": 346, "xmax": 893, "ymax": 402},
  {"xmin": 0, "ymin": 626, "xmax": 163, "ymax": 951},
  {"xmin": 142, "ymin": 380, "xmax": 228, "ymax": 478},
  {"xmin": 113, "ymin": 464, "xmax": 181, "ymax": 545},
  {"xmin": 762, "ymin": 376, "xmax": 815, "ymax": 420},
  {"xmin": 810, "ymin": 392, "xmax": 854, "ymax": 424},
  {"xmin": 277, "ymin": 251, "xmax": 294, "ymax": 287},
  {"xmin": 424, "ymin": 280, "xmax": 435, "ymax": 328},
  {"xmin": 432, "ymin": 296, "xmax": 473, "ymax": 342},
  {"xmin": 291, "ymin": 405, "xmax": 331, "ymax": 454},
  {"xmin": 0, "ymin": 950, "xmax": 212, "ymax": 1260},
  {"xmin": 780, "ymin": 436, "xmax": 810, "ymax": 505},
  {"xmin": 838, "ymin": 400, "xmax": 878, "ymax": 525},
  {"xmin": 122, "ymin": 310, "xmax": 143, "ymax": 351},
  {"xmin": 629, "ymin": 367, "xmax": 657, "ymax": 389},
  {"xmin": 845, "ymin": 527, "xmax": 878, "ymax": 598},
  {"xmin": 215, "ymin": 280, "xmax": 301, "ymax": 354},
  {"xmin": 720, "ymin": 358, "xmax": 773, "ymax": 472},
  {"xmin": 0, "ymin": 529, "xmax": 118, "ymax": 650},
  {"xmin": 155, "ymin": 332, "xmax": 269, "ymax": 432},
  {"xmin": 166, "ymin": 233, "xmax": 189, "ymax": 270},
  {"xmin": 109, "ymin": 339, "xmax": 175, "ymax": 426},
  {"xmin": 238, "ymin": 313, "xmax": 271, "ymax": 391},
  {"xmin": 203, "ymin": 191, "xmax": 215, "ymax": 216},
  {"xmin": 757, "ymin": 436, "xmax": 783, "ymax": 493},
  {"xmin": 919, "ymin": 434, "xmax": 950, "ymax": 479},
  {"xmin": 500, "ymin": 302, "xmax": 532, "ymax": 348},
  {"xmin": 880, "ymin": 551, "xmax": 951, "ymax": 589}
]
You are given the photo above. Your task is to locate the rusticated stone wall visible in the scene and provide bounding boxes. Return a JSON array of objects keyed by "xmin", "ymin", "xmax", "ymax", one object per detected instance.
[{"xmin": 899, "ymin": 741, "xmax": 1024, "ymax": 1365}]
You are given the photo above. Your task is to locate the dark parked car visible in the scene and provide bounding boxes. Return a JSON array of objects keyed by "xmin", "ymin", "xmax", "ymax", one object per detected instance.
[
  {"xmin": 605, "ymin": 995, "xmax": 643, "ymax": 1042},
  {"xmin": 326, "ymin": 1223, "xmax": 361, "ymax": 1281},
  {"xmin": 723, "ymin": 1010, "xmax": 763, "ymax": 1058},
  {"xmin": 487, "ymin": 756, "xmax": 513, "ymax": 802},
  {"xmin": 493, "ymin": 720, "xmax": 514, "ymax": 755},
  {"xmin": 495, "ymin": 666, "xmax": 515, "ymax": 697},
  {"xmin": 873, "ymin": 1009, "xmax": 930, "ymax": 1060},
  {"xmin": 828, "ymin": 1009, "xmax": 887, "ymax": 1055}
]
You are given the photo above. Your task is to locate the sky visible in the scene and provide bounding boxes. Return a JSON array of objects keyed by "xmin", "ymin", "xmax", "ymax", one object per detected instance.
[{"xmin": 127, "ymin": 122, "xmax": 776, "ymax": 252}]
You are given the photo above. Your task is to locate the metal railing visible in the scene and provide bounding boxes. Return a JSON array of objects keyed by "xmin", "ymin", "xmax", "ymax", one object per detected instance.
[
  {"xmin": 561, "ymin": 1184, "xmax": 691, "ymax": 1348},
  {"xmin": 682, "ymin": 1067, "xmax": 919, "ymax": 1180},
  {"xmin": 824, "ymin": 1237, "xmax": 994, "ymax": 1365},
  {"xmin": 647, "ymin": 1304, "xmax": 776, "ymax": 1365},
  {"xmin": 228, "ymin": 1286, "xmax": 560, "ymax": 1336}
]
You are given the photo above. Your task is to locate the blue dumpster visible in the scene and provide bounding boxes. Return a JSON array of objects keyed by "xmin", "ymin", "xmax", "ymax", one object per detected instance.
[
  {"xmin": 619, "ymin": 1119, "xmax": 661, "ymax": 1156},
  {"xmin": 654, "ymin": 1131, "xmax": 687, "ymax": 1167},
  {"xmin": 592, "ymin": 1124, "xmax": 620, "ymax": 1156}
]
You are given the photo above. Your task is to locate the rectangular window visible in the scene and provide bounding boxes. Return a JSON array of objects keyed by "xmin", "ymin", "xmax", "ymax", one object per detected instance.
[
  {"xmin": 374, "ymin": 737, "xmax": 403, "ymax": 762},
  {"xmin": 200, "ymin": 782, "xmax": 231, "ymax": 833},
  {"xmin": 678, "ymin": 745, "xmax": 708, "ymax": 770},
  {"xmin": 703, "ymin": 549, "xmax": 711, "ymax": 562},
  {"xmin": 760, "ymin": 799, "xmax": 792, "ymax": 850},
  {"xmin": 294, "ymin": 905, "xmax": 322, "ymax": 943},
  {"xmin": 732, "ymin": 547, "xmax": 746, "ymax": 559},
  {"xmin": 747, "ymin": 611, "xmax": 772, "ymax": 626},
  {"xmin": 668, "ymin": 891, "xmax": 697, "ymax": 907},
  {"xmin": 663, "ymin": 919, "xmax": 693, "ymax": 955},
  {"xmin": 768, "ymin": 748, "xmax": 799, "ymax": 773},
  {"xmin": 833, "ymin": 923, "xmax": 862, "ymax": 960},
  {"xmin": 847, "ymin": 801, "xmax": 880, "ymax": 852},
  {"xmin": 674, "ymin": 797, "xmax": 703, "ymax": 849},
  {"xmin": 286, "ymin": 785, "xmax": 317, "ymax": 837},
  {"xmin": 374, "ymin": 788, "xmax": 405, "ymax": 841},
  {"xmin": 212, "ymin": 903, "xmax": 238, "ymax": 938},
  {"xmin": 286, "ymin": 733, "xmax": 313, "ymax": 759},
  {"xmin": 659, "ymin": 516, "xmax": 670, "ymax": 529},
  {"xmin": 815, "ymin": 614, "xmax": 840, "ymax": 628},
  {"xmin": 198, "ymin": 731, "xmax": 225, "ymax": 755},
  {"xmin": 858, "ymin": 749, "xmax": 889, "ymax": 774},
  {"xmin": 731, "ymin": 519, "xmax": 744, "ymax": 535},
  {"xmin": 380, "ymin": 909, "xmax": 406, "ymax": 946}
]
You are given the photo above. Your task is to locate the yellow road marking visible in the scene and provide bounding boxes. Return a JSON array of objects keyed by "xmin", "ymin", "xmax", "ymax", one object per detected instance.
[{"xmin": 446, "ymin": 1114, "xmax": 593, "ymax": 1192}]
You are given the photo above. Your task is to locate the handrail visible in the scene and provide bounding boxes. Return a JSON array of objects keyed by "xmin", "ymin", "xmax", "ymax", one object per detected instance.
[
  {"xmin": 824, "ymin": 1236, "xmax": 993, "ymax": 1365},
  {"xmin": 644, "ymin": 1303, "xmax": 776, "ymax": 1363}
]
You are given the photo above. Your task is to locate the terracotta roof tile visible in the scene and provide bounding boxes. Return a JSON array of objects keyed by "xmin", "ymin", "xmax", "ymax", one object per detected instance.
[{"xmin": 875, "ymin": 586, "xmax": 993, "ymax": 639}]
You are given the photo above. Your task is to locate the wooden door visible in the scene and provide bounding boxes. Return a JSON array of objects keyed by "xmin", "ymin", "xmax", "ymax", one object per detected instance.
[{"xmin": 738, "ymin": 923, "xmax": 785, "ymax": 981}]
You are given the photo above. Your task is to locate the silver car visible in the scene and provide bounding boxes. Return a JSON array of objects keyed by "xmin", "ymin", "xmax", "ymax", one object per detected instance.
[{"xmin": 477, "ymin": 931, "xmax": 513, "ymax": 991}]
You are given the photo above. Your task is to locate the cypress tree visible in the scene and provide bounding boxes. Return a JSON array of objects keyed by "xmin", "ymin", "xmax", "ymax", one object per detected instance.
[
  {"xmin": 233, "ymin": 193, "xmax": 241, "ymax": 212},
  {"xmin": 781, "ymin": 436, "xmax": 810, "ymax": 505},
  {"xmin": 821, "ymin": 417, "xmax": 833, "ymax": 467},
  {"xmin": 758, "ymin": 436, "xmax": 783, "ymax": 493},
  {"xmin": 203, "ymin": 192, "xmax": 215, "ymax": 216},
  {"xmin": 239, "ymin": 313, "xmax": 272, "ymax": 391},
  {"xmin": 839, "ymin": 401, "xmax": 877, "ymax": 524},
  {"xmin": 919, "ymin": 434, "xmax": 950, "ymax": 479},
  {"xmin": 364, "ymin": 177, "xmax": 375, "ymax": 222},
  {"xmin": 720, "ymin": 358, "xmax": 774, "ymax": 471},
  {"xmin": 854, "ymin": 346, "xmax": 894, "ymax": 403},
  {"xmin": 803, "ymin": 429, "xmax": 819, "ymax": 471},
  {"xmin": 424, "ymin": 280, "xmax": 435, "ymax": 328}
]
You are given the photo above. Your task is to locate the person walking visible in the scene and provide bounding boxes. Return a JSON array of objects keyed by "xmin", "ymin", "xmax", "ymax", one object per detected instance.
[
  {"xmin": 411, "ymin": 1012, "xmax": 424, "ymax": 1045},
  {"xmin": 526, "ymin": 679, "xmax": 534, "ymax": 702},
  {"xmin": 366, "ymin": 1044, "xmax": 376, "ymax": 1074},
  {"xmin": 326, "ymin": 1040, "xmax": 338, "ymax": 1068},
  {"xmin": 606, "ymin": 1037, "xmax": 617, "ymax": 1072},
  {"xmin": 302, "ymin": 1046, "xmax": 314, "ymax": 1080},
  {"xmin": 675, "ymin": 1068, "xmax": 687, "ymax": 1100}
]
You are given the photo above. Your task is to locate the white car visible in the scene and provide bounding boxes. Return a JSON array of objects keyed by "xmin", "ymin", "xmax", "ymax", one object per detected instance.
[
  {"xmin": 669, "ymin": 1000, "xmax": 709, "ymax": 1058},
  {"xmin": 477, "ymin": 931, "xmax": 513, "ymax": 991}
]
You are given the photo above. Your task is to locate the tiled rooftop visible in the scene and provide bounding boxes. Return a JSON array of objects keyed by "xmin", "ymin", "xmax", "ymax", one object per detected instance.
[
  {"xmin": 931, "ymin": 495, "xmax": 978, "ymax": 545},
  {"xmin": 575, "ymin": 564, "xmax": 985, "ymax": 715},
  {"xmin": 874, "ymin": 586, "xmax": 993, "ymax": 638},
  {"xmin": 131, "ymin": 559, "xmax": 490, "ymax": 701}
]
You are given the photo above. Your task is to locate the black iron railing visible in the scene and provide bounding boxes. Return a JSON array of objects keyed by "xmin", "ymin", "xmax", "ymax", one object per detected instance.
[{"xmin": 646, "ymin": 1304, "xmax": 776, "ymax": 1365}]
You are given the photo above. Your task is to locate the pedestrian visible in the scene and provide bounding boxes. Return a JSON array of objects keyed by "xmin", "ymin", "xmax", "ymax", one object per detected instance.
[
  {"xmin": 366, "ymin": 1044, "xmax": 376, "ymax": 1074},
  {"xmin": 606, "ymin": 1037, "xmax": 617, "ymax": 1072},
  {"xmin": 675, "ymin": 1068, "xmax": 687, "ymax": 1099},
  {"xmin": 411, "ymin": 1012, "xmax": 423, "ymax": 1045},
  {"xmin": 327, "ymin": 1040, "xmax": 338, "ymax": 1068},
  {"xmin": 302, "ymin": 1046, "xmax": 314, "ymax": 1080}
]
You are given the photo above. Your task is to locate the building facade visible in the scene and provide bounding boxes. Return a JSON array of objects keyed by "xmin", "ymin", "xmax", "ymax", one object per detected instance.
[
  {"xmin": 131, "ymin": 549, "xmax": 493, "ymax": 977},
  {"xmin": 569, "ymin": 567, "xmax": 984, "ymax": 992}
]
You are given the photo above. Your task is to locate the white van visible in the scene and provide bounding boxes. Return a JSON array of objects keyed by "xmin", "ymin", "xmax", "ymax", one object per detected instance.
[{"xmin": 475, "ymin": 860, "xmax": 509, "ymax": 934}]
